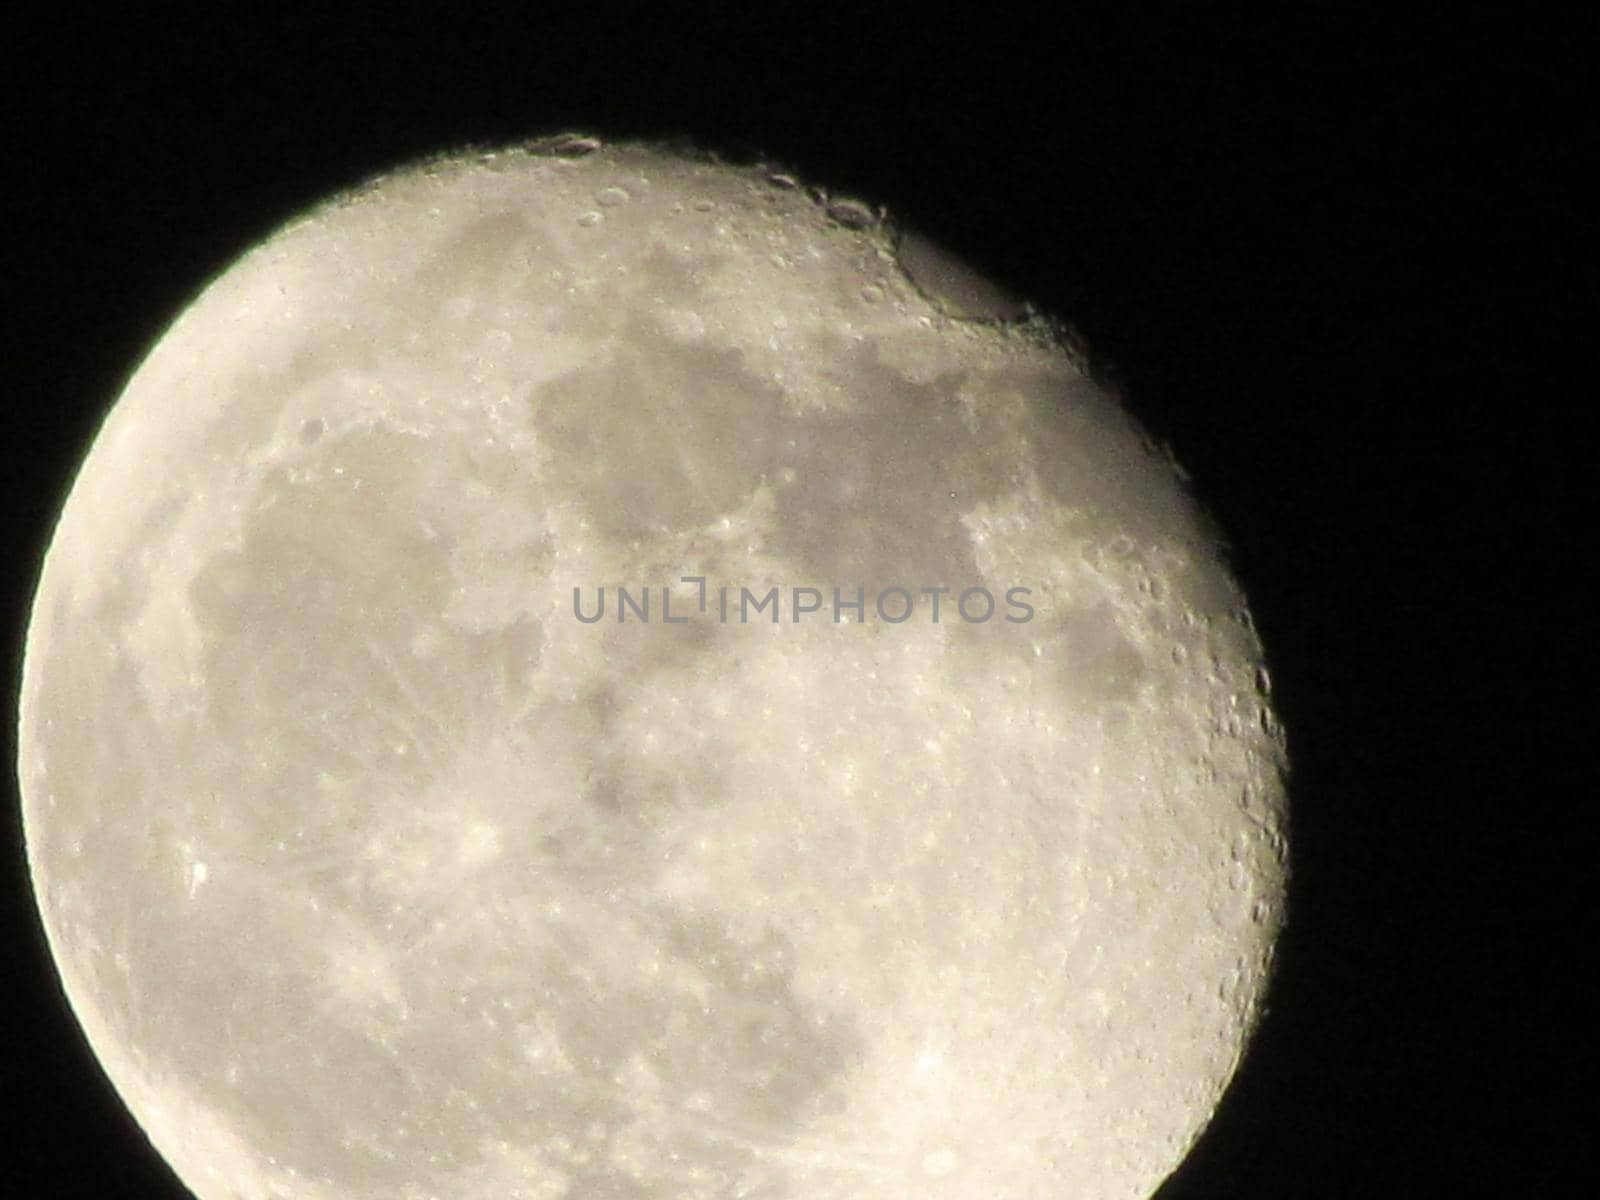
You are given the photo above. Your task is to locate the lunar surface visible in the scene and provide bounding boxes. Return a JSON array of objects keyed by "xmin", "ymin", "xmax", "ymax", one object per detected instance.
[{"xmin": 18, "ymin": 137, "xmax": 1288, "ymax": 1199}]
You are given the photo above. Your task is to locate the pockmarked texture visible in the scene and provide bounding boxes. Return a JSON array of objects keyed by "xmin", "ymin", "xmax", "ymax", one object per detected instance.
[{"xmin": 18, "ymin": 138, "xmax": 1288, "ymax": 1200}]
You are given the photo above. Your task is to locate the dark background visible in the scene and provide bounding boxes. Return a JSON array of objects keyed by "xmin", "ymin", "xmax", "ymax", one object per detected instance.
[{"xmin": 1, "ymin": 8, "xmax": 1566, "ymax": 1197}]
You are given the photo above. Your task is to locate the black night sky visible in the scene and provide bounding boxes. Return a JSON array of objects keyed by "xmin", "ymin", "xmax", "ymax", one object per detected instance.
[{"xmin": 2, "ymin": 9, "xmax": 1567, "ymax": 1197}]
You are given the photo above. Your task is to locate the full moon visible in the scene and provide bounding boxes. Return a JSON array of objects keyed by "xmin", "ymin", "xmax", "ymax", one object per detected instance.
[{"xmin": 18, "ymin": 137, "xmax": 1287, "ymax": 1199}]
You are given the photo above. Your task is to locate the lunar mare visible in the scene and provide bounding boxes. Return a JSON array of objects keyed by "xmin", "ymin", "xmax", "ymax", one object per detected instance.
[{"xmin": 18, "ymin": 138, "xmax": 1287, "ymax": 1199}]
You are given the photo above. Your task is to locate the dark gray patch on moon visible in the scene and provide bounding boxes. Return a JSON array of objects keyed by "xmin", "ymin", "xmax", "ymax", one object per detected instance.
[
  {"xmin": 532, "ymin": 318, "xmax": 789, "ymax": 541},
  {"xmin": 766, "ymin": 348, "xmax": 1006, "ymax": 595}
]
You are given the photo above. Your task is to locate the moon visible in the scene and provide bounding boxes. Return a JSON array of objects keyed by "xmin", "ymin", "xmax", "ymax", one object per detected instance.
[{"xmin": 17, "ymin": 136, "xmax": 1287, "ymax": 1199}]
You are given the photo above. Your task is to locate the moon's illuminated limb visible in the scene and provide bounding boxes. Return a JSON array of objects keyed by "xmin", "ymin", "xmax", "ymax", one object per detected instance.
[{"xmin": 18, "ymin": 137, "xmax": 1287, "ymax": 1200}]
